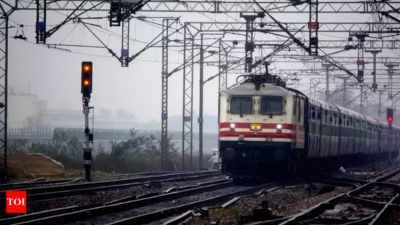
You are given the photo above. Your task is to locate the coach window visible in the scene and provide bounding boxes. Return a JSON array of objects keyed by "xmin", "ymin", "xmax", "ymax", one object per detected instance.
[
  {"xmin": 230, "ymin": 96, "xmax": 253, "ymax": 115},
  {"xmin": 260, "ymin": 96, "xmax": 284, "ymax": 115},
  {"xmin": 311, "ymin": 106, "xmax": 316, "ymax": 120},
  {"xmin": 325, "ymin": 111, "xmax": 328, "ymax": 123}
]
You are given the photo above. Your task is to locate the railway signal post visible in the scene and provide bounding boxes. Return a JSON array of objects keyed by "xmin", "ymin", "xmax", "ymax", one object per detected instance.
[
  {"xmin": 81, "ymin": 62, "xmax": 94, "ymax": 181},
  {"xmin": 387, "ymin": 108, "xmax": 393, "ymax": 164}
]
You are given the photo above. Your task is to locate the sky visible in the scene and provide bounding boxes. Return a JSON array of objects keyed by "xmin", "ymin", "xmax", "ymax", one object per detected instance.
[{"xmin": 6, "ymin": 0, "xmax": 400, "ymax": 123}]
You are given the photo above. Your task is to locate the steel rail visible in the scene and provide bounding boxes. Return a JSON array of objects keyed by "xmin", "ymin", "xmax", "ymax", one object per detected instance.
[
  {"xmin": 108, "ymin": 181, "xmax": 281, "ymax": 225},
  {"xmin": 0, "ymin": 178, "xmax": 83, "ymax": 190},
  {"xmin": 279, "ymin": 167, "xmax": 400, "ymax": 224},
  {"xmin": 0, "ymin": 180, "xmax": 233, "ymax": 225},
  {"xmin": 165, "ymin": 175, "xmax": 364, "ymax": 225},
  {"xmin": 0, "ymin": 171, "xmax": 184, "ymax": 190},
  {"xmin": 0, "ymin": 171, "xmax": 220, "ymax": 197},
  {"xmin": 0, "ymin": 173, "xmax": 223, "ymax": 201}
]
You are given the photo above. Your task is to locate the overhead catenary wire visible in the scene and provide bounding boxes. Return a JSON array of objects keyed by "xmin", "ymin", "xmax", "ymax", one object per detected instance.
[
  {"xmin": 128, "ymin": 17, "xmax": 181, "ymax": 62},
  {"xmin": 78, "ymin": 20, "xmax": 120, "ymax": 60}
]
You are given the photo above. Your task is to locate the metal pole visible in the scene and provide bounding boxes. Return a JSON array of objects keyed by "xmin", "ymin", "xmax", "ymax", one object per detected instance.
[
  {"xmin": 181, "ymin": 26, "xmax": 186, "ymax": 171},
  {"xmin": 378, "ymin": 90, "xmax": 384, "ymax": 117},
  {"xmin": 181, "ymin": 25, "xmax": 194, "ymax": 171},
  {"xmin": 325, "ymin": 66, "xmax": 330, "ymax": 101},
  {"xmin": 372, "ymin": 52, "xmax": 378, "ymax": 92},
  {"xmin": 190, "ymin": 40, "xmax": 194, "ymax": 171},
  {"xmin": 389, "ymin": 123, "xmax": 392, "ymax": 163},
  {"xmin": 3, "ymin": 16, "xmax": 8, "ymax": 180},
  {"xmin": 161, "ymin": 19, "xmax": 169, "ymax": 171},
  {"xmin": 360, "ymin": 86, "xmax": 364, "ymax": 114},
  {"xmin": 83, "ymin": 99, "xmax": 91, "ymax": 181},
  {"xmin": 218, "ymin": 39, "xmax": 222, "ymax": 93},
  {"xmin": 378, "ymin": 91, "xmax": 382, "ymax": 117},
  {"xmin": 225, "ymin": 50, "xmax": 228, "ymax": 90},
  {"xmin": 384, "ymin": 63, "xmax": 399, "ymax": 100},
  {"xmin": 343, "ymin": 78, "xmax": 347, "ymax": 106},
  {"xmin": 199, "ymin": 34, "xmax": 204, "ymax": 170}
]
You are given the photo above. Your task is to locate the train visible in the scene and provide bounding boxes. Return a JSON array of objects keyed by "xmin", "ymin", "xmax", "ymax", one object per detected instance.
[{"xmin": 218, "ymin": 74, "xmax": 399, "ymax": 181}]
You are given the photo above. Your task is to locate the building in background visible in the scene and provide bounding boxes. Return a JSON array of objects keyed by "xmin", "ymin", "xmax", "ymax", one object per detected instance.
[{"xmin": 9, "ymin": 82, "xmax": 47, "ymax": 128}]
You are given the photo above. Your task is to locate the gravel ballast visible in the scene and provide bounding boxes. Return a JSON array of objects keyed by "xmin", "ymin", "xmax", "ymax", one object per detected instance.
[
  {"xmin": 76, "ymin": 185, "xmax": 252, "ymax": 224},
  {"xmin": 0, "ymin": 175, "xmax": 226, "ymax": 219},
  {"xmin": 191, "ymin": 183, "xmax": 351, "ymax": 224}
]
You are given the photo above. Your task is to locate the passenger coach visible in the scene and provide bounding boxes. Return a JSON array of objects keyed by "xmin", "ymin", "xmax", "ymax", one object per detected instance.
[{"xmin": 218, "ymin": 75, "xmax": 400, "ymax": 180}]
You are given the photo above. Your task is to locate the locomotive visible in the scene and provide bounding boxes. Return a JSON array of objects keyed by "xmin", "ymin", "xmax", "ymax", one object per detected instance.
[{"xmin": 218, "ymin": 74, "xmax": 399, "ymax": 180}]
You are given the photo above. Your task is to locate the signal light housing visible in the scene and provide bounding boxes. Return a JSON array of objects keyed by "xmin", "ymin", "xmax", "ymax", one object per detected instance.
[
  {"xmin": 387, "ymin": 108, "xmax": 393, "ymax": 124},
  {"xmin": 81, "ymin": 62, "xmax": 92, "ymax": 98}
]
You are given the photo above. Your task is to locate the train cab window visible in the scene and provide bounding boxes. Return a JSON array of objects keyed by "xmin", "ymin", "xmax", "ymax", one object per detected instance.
[
  {"xmin": 230, "ymin": 96, "xmax": 253, "ymax": 114},
  {"xmin": 260, "ymin": 96, "xmax": 284, "ymax": 115}
]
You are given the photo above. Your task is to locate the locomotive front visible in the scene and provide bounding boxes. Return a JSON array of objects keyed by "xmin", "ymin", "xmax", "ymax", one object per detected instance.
[{"xmin": 219, "ymin": 82, "xmax": 299, "ymax": 179}]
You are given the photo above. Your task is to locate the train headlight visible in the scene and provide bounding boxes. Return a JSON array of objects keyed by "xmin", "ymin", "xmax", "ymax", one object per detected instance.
[
  {"xmin": 276, "ymin": 124, "xmax": 282, "ymax": 133},
  {"xmin": 250, "ymin": 124, "xmax": 262, "ymax": 131},
  {"xmin": 230, "ymin": 123, "xmax": 235, "ymax": 132}
]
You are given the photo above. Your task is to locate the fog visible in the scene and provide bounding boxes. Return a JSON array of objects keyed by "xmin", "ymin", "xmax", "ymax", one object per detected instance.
[{"xmin": 7, "ymin": 0, "xmax": 400, "ymax": 127}]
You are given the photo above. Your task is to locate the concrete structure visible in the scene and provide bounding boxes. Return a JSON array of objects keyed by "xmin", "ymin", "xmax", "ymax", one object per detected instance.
[{"xmin": 8, "ymin": 82, "xmax": 47, "ymax": 128}]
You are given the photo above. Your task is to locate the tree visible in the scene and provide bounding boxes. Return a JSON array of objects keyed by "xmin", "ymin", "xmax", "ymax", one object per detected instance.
[
  {"xmin": 116, "ymin": 108, "xmax": 136, "ymax": 121},
  {"xmin": 99, "ymin": 108, "xmax": 112, "ymax": 118}
]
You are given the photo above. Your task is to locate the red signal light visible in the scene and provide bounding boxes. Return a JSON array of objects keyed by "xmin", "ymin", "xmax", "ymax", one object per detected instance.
[
  {"xmin": 81, "ymin": 61, "xmax": 92, "ymax": 98},
  {"xmin": 388, "ymin": 117, "xmax": 393, "ymax": 122}
]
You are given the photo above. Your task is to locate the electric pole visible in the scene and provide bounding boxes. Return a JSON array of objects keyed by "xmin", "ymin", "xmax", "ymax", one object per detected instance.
[
  {"xmin": 337, "ymin": 76, "xmax": 350, "ymax": 106},
  {"xmin": 384, "ymin": 62, "xmax": 399, "ymax": 100},
  {"xmin": 199, "ymin": 34, "xmax": 204, "ymax": 170},
  {"xmin": 322, "ymin": 63, "xmax": 334, "ymax": 101},
  {"xmin": 378, "ymin": 89, "xmax": 386, "ymax": 117},
  {"xmin": 365, "ymin": 49, "xmax": 381, "ymax": 93}
]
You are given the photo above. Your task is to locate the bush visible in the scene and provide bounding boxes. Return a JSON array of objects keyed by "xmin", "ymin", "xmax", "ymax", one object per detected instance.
[{"xmin": 9, "ymin": 129, "xmax": 189, "ymax": 174}]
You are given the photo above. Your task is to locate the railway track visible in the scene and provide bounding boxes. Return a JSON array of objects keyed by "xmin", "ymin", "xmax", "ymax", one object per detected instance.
[
  {"xmin": 0, "ymin": 171, "xmax": 198, "ymax": 191},
  {"xmin": 243, "ymin": 166, "xmax": 400, "ymax": 224},
  {"xmin": 157, "ymin": 166, "xmax": 400, "ymax": 225},
  {"xmin": 0, "ymin": 171, "xmax": 220, "ymax": 199},
  {"xmin": 0, "ymin": 178, "xmax": 84, "ymax": 191},
  {"xmin": 0, "ymin": 179, "xmax": 233, "ymax": 225},
  {"xmin": 0, "ymin": 173, "xmax": 222, "ymax": 203},
  {"xmin": 2, "ymin": 166, "xmax": 398, "ymax": 224}
]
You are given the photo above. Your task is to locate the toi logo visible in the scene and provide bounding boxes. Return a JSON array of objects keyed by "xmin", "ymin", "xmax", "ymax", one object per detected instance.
[{"xmin": 6, "ymin": 191, "xmax": 26, "ymax": 213}]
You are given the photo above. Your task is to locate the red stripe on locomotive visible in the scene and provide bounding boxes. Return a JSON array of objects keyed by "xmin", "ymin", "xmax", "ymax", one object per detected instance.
[
  {"xmin": 220, "ymin": 122, "xmax": 304, "ymax": 130},
  {"xmin": 220, "ymin": 122, "xmax": 294, "ymax": 129},
  {"xmin": 219, "ymin": 131, "xmax": 292, "ymax": 139}
]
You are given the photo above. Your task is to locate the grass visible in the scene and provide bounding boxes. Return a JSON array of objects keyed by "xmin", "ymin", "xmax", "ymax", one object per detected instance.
[{"xmin": 4, "ymin": 154, "xmax": 115, "ymax": 182}]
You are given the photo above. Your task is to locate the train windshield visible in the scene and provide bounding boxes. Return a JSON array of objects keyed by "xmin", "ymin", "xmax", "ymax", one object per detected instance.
[
  {"xmin": 230, "ymin": 97, "xmax": 253, "ymax": 114},
  {"xmin": 261, "ymin": 96, "xmax": 283, "ymax": 115}
]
